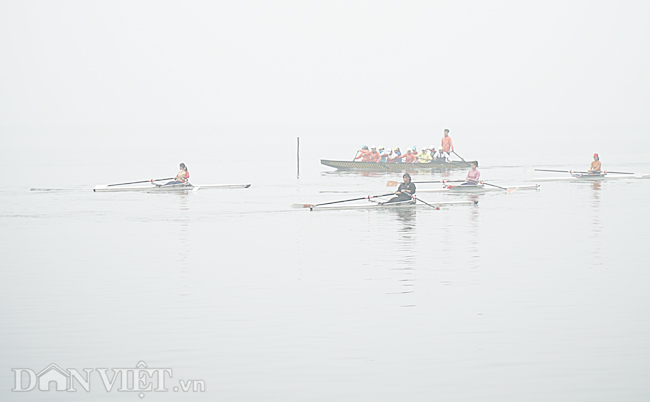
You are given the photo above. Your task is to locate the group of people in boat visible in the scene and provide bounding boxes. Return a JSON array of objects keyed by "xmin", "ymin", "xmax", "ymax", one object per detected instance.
[{"xmin": 354, "ymin": 129, "xmax": 455, "ymax": 164}]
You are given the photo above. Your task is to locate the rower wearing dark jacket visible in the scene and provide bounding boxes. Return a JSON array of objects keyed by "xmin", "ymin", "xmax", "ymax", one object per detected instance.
[{"xmin": 385, "ymin": 173, "xmax": 416, "ymax": 203}]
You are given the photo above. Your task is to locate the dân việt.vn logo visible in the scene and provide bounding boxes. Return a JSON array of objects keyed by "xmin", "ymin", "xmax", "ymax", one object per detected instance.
[{"xmin": 12, "ymin": 361, "xmax": 205, "ymax": 396}]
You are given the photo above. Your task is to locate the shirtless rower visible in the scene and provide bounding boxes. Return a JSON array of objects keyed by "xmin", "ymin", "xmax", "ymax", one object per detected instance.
[{"xmin": 589, "ymin": 153, "xmax": 602, "ymax": 173}]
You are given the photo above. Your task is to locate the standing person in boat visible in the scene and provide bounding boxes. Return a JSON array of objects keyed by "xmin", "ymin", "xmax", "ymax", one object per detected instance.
[
  {"xmin": 355, "ymin": 145, "xmax": 372, "ymax": 162},
  {"xmin": 163, "ymin": 163, "xmax": 190, "ymax": 185},
  {"xmin": 385, "ymin": 173, "xmax": 416, "ymax": 203},
  {"xmin": 589, "ymin": 153, "xmax": 602, "ymax": 173},
  {"xmin": 463, "ymin": 162, "xmax": 480, "ymax": 185},
  {"xmin": 441, "ymin": 129, "xmax": 454, "ymax": 155}
]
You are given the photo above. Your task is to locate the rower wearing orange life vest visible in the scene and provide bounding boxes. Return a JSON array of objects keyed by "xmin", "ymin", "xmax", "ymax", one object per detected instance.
[
  {"xmin": 165, "ymin": 163, "xmax": 190, "ymax": 185},
  {"xmin": 589, "ymin": 153, "xmax": 602, "ymax": 173},
  {"xmin": 355, "ymin": 145, "xmax": 372, "ymax": 162},
  {"xmin": 404, "ymin": 149, "xmax": 418, "ymax": 163},
  {"xmin": 441, "ymin": 129, "xmax": 454, "ymax": 154},
  {"xmin": 368, "ymin": 146, "xmax": 381, "ymax": 162}
]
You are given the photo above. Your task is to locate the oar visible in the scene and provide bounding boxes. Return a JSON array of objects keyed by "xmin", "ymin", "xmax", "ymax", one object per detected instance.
[
  {"xmin": 106, "ymin": 177, "xmax": 175, "ymax": 187},
  {"xmin": 452, "ymin": 151, "xmax": 471, "ymax": 167},
  {"xmin": 413, "ymin": 196, "xmax": 440, "ymax": 209},
  {"xmin": 534, "ymin": 169, "xmax": 590, "ymax": 174},
  {"xmin": 293, "ymin": 193, "xmax": 395, "ymax": 208},
  {"xmin": 352, "ymin": 151, "xmax": 359, "ymax": 161},
  {"xmin": 387, "ymin": 179, "xmax": 465, "ymax": 187},
  {"xmin": 479, "ymin": 181, "xmax": 518, "ymax": 193}
]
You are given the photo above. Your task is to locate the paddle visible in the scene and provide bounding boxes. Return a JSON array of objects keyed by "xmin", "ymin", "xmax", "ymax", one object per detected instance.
[
  {"xmin": 386, "ymin": 179, "xmax": 465, "ymax": 187},
  {"xmin": 452, "ymin": 151, "xmax": 471, "ymax": 167},
  {"xmin": 106, "ymin": 178, "xmax": 175, "ymax": 187},
  {"xmin": 352, "ymin": 151, "xmax": 359, "ymax": 161},
  {"xmin": 293, "ymin": 193, "xmax": 395, "ymax": 208},
  {"xmin": 413, "ymin": 196, "xmax": 440, "ymax": 210},
  {"xmin": 534, "ymin": 169, "xmax": 591, "ymax": 174}
]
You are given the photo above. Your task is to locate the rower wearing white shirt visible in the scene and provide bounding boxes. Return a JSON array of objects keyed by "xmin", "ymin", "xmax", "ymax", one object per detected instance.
[{"xmin": 435, "ymin": 146, "xmax": 449, "ymax": 161}]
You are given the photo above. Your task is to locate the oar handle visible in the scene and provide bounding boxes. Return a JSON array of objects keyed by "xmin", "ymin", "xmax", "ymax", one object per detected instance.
[{"xmin": 107, "ymin": 177, "xmax": 175, "ymax": 187}]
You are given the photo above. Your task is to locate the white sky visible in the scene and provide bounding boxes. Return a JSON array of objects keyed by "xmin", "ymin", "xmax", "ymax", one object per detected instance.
[{"xmin": 1, "ymin": 1, "xmax": 649, "ymax": 143}]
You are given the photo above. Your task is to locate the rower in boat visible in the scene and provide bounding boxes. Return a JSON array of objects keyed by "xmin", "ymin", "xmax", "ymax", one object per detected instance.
[
  {"xmin": 161, "ymin": 163, "xmax": 190, "ymax": 186},
  {"xmin": 441, "ymin": 129, "xmax": 454, "ymax": 155},
  {"xmin": 384, "ymin": 173, "xmax": 416, "ymax": 203},
  {"xmin": 435, "ymin": 146, "xmax": 449, "ymax": 161},
  {"xmin": 404, "ymin": 148, "xmax": 418, "ymax": 163},
  {"xmin": 378, "ymin": 146, "xmax": 389, "ymax": 162},
  {"xmin": 417, "ymin": 146, "xmax": 432, "ymax": 163},
  {"xmin": 355, "ymin": 145, "xmax": 372, "ymax": 162},
  {"xmin": 589, "ymin": 153, "xmax": 602, "ymax": 173},
  {"xmin": 462, "ymin": 162, "xmax": 480, "ymax": 185},
  {"xmin": 368, "ymin": 145, "xmax": 381, "ymax": 162},
  {"xmin": 387, "ymin": 147, "xmax": 403, "ymax": 163}
]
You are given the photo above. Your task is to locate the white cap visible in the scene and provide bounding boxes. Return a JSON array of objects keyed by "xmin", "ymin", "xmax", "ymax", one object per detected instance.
[{"xmin": 371, "ymin": 145, "xmax": 376, "ymax": 149}]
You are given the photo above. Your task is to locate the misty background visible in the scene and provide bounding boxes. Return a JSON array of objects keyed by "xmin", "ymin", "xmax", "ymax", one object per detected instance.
[{"xmin": 1, "ymin": 0, "xmax": 649, "ymax": 187}]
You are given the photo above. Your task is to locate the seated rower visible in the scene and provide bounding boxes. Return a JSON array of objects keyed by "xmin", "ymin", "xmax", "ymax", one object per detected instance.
[
  {"xmin": 436, "ymin": 146, "xmax": 449, "ymax": 161},
  {"xmin": 355, "ymin": 145, "xmax": 372, "ymax": 161},
  {"xmin": 589, "ymin": 153, "xmax": 602, "ymax": 173},
  {"xmin": 417, "ymin": 147, "xmax": 432, "ymax": 163},
  {"xmin": 164, "ymin": 163, "xmax": 190, "ymax": 185},
  {"xmin": 384, "ymin": 173, "xmax": 416, "ymax": 203},
  {"xmin": 387, "ymin": 147, "xmax": 405, "ymax": 163},
  {"xmin": 462, "ymin": 162, "xmax": 480, "ymax": 185},
  {"xmin": 368, "ymin": 145, "xmax": 381, "ymax": 162},
  {"xmin": 428, "ymin": 145, "xmax": 437, "ymax": 159},
  {"xmin": 378, "ymin": 146, "xmax": 389, "ymax": 162},
  {"xmin": 404, "ymin": 149, "xmax": 418, "ymax": 163}
]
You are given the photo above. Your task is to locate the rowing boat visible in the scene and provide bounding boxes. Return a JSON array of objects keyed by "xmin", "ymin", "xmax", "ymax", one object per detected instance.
[
  {"xmin": 93, "ymin": 183, "xmax": 251, "ymax": 192},
  {"xmin": 309, "ymin": 199, "xmax": 477, "ymax": 211},
  {"xmin": 321, "ymin": 159, "xmax": 476, "ymax": 171},
  {"xmin": 418, "ymin": 184, "xmax": 540, "ymax": 193},
  {"xmin": 534, "ymin": 173, "xmax": 650, "ymax": 182}
]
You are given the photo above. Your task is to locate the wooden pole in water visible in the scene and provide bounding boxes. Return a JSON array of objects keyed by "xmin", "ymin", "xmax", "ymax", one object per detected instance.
[{"xmin": 297, "ymin": 137, "xmax": 300, "ymax": 178}]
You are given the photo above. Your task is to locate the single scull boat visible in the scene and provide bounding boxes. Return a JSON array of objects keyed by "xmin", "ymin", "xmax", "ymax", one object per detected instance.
[
  {"xmin": 94, "ymin": 182, "xmax": 251, "ymax": 192},
  {"xmin": 309, "ymin": 199, "xmax": 477, "ymax": 211},
  {"xmin": 418, "ymin": 184, "xmax": 540, "ymax": 193}
]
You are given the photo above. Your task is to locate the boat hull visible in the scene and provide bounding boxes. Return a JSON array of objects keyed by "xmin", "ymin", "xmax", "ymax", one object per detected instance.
[
  {"xmin": 309, "ymin": 199, "xmax": 476, "ymax": 211},
  {"xmin": 421, "ymin": 184, "xmax": 540, "ymax": 193},
  {"xmin": 93, "ymin": 183, "xmax": 251, "ymax": 192},
  {"xmin": 321, "ymin": 159, "xmax": 475, "ymax": 171}
]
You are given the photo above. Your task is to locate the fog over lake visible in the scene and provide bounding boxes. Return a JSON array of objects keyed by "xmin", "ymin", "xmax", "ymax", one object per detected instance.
[{"xmin": 1, "ymin": 1, "xmax": 649, "ymax": 401}]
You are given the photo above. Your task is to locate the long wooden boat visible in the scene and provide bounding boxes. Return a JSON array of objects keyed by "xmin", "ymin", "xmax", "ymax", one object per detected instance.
[
  {"xmin": 418, "ymin": 184, "xmax": 540, "ymax": 193},
  {"xmin": 309, "ymin": 199, "xmax": 477, "ymax": 211},
  {"xmin": 93, "ymin": 182, "xmax": 251, "ymax": 192},
  {"xmin": 321, "ymin": 159, "xmax": 476, "ymax": 171}
]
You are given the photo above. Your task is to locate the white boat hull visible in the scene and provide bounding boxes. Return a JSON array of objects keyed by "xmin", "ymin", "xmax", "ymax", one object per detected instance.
[
  {"xmin": 418, "ymin": 184, "xmax": 540, "ymax": 193},
  {"xmin": 93, "ymin": 183, "xmax": 251, "ymax": 192},
  {"xmin": 309, "ymin": 199, "xmax": 477, "ymax": 211}
]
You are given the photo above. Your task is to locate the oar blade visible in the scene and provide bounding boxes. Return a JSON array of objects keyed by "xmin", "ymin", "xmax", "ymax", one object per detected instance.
[
  {"xmin": 386, "ymin": 181, "xmax": 399, "ymax": 187},
  {"xmin": 291, "ymin": 203, "xmax": 314, "ymax": 208}
]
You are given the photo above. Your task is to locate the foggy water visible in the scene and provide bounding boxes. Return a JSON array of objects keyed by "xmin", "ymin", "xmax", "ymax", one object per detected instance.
[{"xmin": 1, "ymin": 133, "xmax": 650, "ymax": 401}]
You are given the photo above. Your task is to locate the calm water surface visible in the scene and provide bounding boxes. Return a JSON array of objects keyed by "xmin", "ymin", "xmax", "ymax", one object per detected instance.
[{"xmin": 1, "ymin": 139, "xmax": 650, "ymax": 401}]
